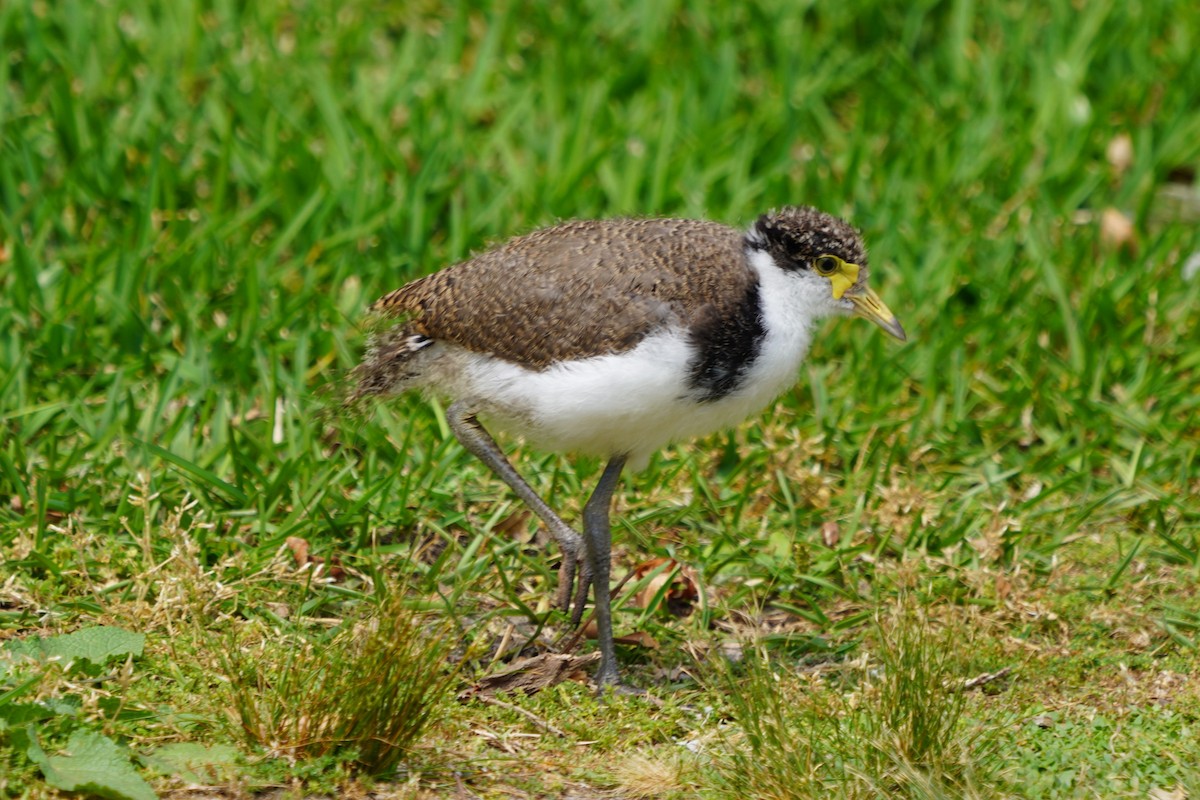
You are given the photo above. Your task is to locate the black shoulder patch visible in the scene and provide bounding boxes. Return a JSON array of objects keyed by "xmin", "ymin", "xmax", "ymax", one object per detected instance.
[{"xmin": 685, "ymin": 278, "xmax": 765, "ymax": 402}]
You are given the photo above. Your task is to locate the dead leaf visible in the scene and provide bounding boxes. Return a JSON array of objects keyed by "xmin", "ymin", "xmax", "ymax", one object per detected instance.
[
  {"xmin": 1106, "ymin": 132, "xmax": 1133, "ymax": 175},
  {"xmin": 955, "ymin": 666, "xmax": 1014, "ymax": 692},
  {"xmin": 820, "ymin": 521, "xmax": 841, "ymax": 547},
  {"xmin": 286, "ymin": 536, "xmax": 309, "ymax": 565},
  {"xmin": 1099, "ymin": 207, "xmax": 1137, "ymax": 253},
  {"xmin": 630, "ymin": 557, "xmax": 700, "ymax": 616},
  {"xmin": 719, "ymin": 640, "xmax": 744, "ymax": 663},
  {"xmin": 995, "ymin": 573, "xmax": 1011, "ymax": 603},
  {"xmin": 493, "ymin": 508, "xmax": 532, "ymax": 540},
  {"xmin": 614, "ymin": 630, "xmax": 659, "ymax": 650},
  {"xmin": 1148, "ymin": 787, "xmax": 1187, "ymax": 800},
  {"xmin": 460, "ymin": 652, "xmax": 601, "ymax": 698},
  {"xmin": 285, "ymin": 535, "xmax": 346, "ymax": 580},
  {"xmin": 638, "ymin": 571, "xmax": 673, "ymax": 610},
  {"xmin": 264, "ymin": 602, "xmax": 290, "ymax": 619}
]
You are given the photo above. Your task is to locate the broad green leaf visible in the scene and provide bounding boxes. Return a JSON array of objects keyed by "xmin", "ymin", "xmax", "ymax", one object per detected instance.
[
  {"xmin": 140, "ymin": 742, "xmax": 239, "ymax": 784},
  {"xmin": 38, "ymin": 729, "xmax": 158, "ymax": 800},
  {"xmin": 1, "ymin": 627, "xmax": 145, "ymax": 668}
]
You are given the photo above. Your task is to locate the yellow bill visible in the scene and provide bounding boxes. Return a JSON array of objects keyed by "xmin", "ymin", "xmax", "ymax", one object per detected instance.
[{"xmin": 847, "ymin": 286, "xmax": 906, "ymax": 342}]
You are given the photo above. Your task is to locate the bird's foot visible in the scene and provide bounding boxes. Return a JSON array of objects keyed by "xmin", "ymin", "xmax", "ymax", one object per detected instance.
[{"xmin": 593, "ymin": 663, "xmax": 646, "ymax": 698}]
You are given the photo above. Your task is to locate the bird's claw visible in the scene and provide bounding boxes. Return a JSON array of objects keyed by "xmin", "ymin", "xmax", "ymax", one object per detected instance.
[{"xmin": 552, "ymin": 532, "xmax": 591, "ymax": 625}]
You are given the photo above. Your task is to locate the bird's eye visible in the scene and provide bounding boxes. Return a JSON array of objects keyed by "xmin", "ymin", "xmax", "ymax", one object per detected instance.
[{"xmin": 813, "ymin": 254, "xmax": 841, "ymax": 275}]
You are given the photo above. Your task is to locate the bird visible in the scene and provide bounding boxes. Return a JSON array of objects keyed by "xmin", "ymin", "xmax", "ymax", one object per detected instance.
[{"xmin": 351, "ymin": 206, "xmax": 905, "ymax": 691}]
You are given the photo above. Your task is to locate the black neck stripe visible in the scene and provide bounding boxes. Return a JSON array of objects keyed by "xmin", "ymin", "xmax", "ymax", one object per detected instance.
[{"xmin": 685, "ymin": 278, "xmax": 766, "ymax": 402}]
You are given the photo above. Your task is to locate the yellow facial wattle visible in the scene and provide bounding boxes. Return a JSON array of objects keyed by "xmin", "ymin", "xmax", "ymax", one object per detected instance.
[{"xmin": 829, "ymin": 261, "xmax": 860, "ymax": 299}]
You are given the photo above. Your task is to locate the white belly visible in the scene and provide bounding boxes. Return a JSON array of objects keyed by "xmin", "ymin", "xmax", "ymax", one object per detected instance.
[{"xmin": 451, "ymin": 319, "xmax": 811, "ymax": 470}]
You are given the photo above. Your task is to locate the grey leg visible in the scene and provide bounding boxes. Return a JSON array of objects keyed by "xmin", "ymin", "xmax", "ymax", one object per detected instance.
[
  {"xmin": 447, "ymin": 401, "xmax": 583, "ymax": 612},
  {"xmin": 582, "ymin": 455, "xmax": 627, "ymax": 690}
]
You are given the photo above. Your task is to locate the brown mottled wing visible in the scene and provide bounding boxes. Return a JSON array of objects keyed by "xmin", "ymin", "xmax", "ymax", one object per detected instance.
[{"xmin": 369, "ymin": 218, "xmax": 753, "ymax": 368}]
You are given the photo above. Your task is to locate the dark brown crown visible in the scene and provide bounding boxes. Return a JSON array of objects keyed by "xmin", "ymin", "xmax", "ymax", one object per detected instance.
[{"xmin": 748, "ymin": 206, "xmax": 867, "ymax": 274}]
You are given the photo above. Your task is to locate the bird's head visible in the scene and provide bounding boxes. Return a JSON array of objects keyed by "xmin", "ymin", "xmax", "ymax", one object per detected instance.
[{"xmin": 747, "ymin": 206, "xmax": 906, "ymax": 342}]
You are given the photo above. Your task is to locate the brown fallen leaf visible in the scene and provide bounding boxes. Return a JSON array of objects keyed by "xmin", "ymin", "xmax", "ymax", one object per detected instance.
[
  {"xmin": 995, "ymin": 572, "xmax": 1011, "ymax": 603},
  {"xmin": 285, "ymin": 535, "xmax": 346, "ymax": 580},
  {"xmin": 820, "ymin": 521, "xmax": 841, "ymax": 547},
  {"xmin": 492, "ymin": 508, "xmax": 533, "ymax": 540},
  {"xmin": 286, "ymin": 535, "xmax": 309, "ymax": 565},
  {"xmin": 460, "ymin": 652, "xmax": 601, "ymax": 699},
  {"xmin": 953, "ymin": 666, "xmax": 1014, "ymax": 692},
  {"xmin": 631, "ymin": 557, "xmax": 700, "ymax": 616},
  {"xmin": 614, "ymin": 630, "xmax": 659, "ymax": 650},
  {"xmin": 639, "ymin": 571, "xmax": 673, "ymax": 610}
]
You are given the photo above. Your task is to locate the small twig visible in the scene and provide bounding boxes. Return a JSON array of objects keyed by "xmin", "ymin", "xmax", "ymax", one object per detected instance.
[{"xmin": 477, "ymin": 695, "xmax": 568, "ymax": 738}]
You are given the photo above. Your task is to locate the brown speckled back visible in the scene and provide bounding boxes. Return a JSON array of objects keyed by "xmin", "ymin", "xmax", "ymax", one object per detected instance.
[{"xmin": 370, "ymin": 218, "xmax": 753, "ymax": 368}]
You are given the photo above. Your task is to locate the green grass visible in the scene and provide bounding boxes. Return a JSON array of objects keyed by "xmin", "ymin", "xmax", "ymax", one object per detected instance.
[
  {"xmin": 717, "ymin": 605, "xmax": 989, "ymax": 800},
  {"xmin": 3, "ymin": 0, "xmax": 1200, "ymax": 797}
]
